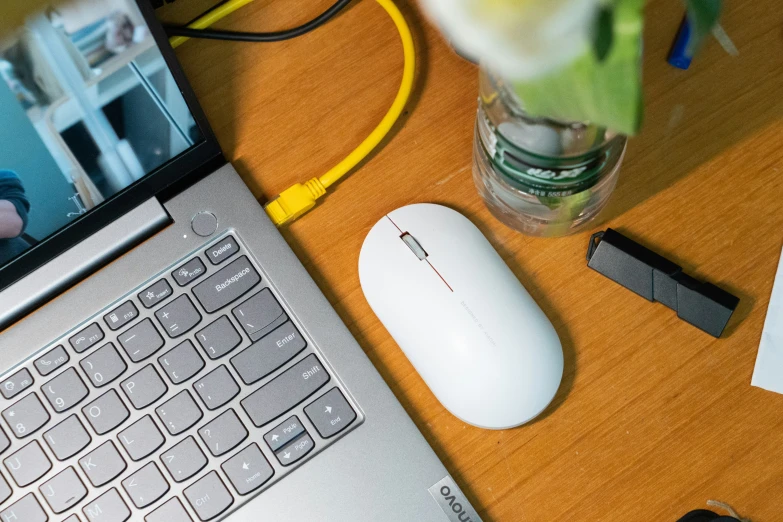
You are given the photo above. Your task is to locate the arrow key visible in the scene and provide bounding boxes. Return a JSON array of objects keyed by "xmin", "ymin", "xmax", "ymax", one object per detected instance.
[
  {"xmin": 221, "ymin": 443, "xmax": 274, "ymax": 495},
  {"xmin": 274, "ymin": 433, "xmax": 314, "ymax": 467},
  {"xmin": 263, "ymin": 415, "xmax": 304, "ymax": 452},
  {"xmin": 304, "ymin": 387, "xmax": 357, "ymax": 439},
  {"xmin": 121, "ymin": 461, "xmax": 169, "ymax": 508}
]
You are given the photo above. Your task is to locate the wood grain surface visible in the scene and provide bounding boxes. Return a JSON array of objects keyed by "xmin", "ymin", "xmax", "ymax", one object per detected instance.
[{"xmin": 158, "ymin": 1, "xmax": 783, "ymax": 520}]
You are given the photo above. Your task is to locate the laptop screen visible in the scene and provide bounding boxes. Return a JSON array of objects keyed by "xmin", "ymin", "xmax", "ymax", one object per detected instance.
[{"xmin": 0, "ymin": 0, "xmax": 203, "ymax": 270}]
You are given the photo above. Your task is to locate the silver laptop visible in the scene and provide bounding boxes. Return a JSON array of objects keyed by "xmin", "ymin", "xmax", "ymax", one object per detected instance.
[{"xmin": 0, "ymin": 1, "xmax": 481, "ymax": 520}]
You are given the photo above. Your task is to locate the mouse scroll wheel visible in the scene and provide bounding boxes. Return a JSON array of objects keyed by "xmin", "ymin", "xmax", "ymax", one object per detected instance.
[{"xmin": 400, "ymin": 233, "xmax": 428, "ymax": 260}]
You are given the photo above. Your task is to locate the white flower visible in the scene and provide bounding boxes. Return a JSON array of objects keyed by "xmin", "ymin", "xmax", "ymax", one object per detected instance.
[{"xmin": 418, "ymin": 0, "xmax": 601, "ymax": 80}]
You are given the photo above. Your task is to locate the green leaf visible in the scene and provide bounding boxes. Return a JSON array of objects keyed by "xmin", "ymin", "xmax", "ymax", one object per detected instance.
[
  {"xmin": 511, "ymin": 0, "xmax": 645, "ymax": 135},
  {"xmin": 685, "ymin": 0, "xmax": 723, "ymax": 55}
]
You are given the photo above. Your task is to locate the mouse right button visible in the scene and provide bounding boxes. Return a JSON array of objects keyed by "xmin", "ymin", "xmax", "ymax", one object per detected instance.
[{"xmin": 304, "ymin": 388, "xmax": 356, "ymax": 439}]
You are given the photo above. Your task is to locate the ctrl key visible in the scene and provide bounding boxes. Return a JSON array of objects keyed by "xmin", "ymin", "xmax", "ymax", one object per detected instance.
[{"xmin": 184, "ymin": 471, "xmax": 233, "ymax": 521}]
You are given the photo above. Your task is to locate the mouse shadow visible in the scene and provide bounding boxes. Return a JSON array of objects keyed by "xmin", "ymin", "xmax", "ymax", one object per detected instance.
[{"xmin": 611, "ymin": 227, "xmax": 755, "ymax": 340}]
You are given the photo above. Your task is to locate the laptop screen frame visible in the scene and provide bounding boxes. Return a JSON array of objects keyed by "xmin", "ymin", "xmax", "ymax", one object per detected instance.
[{"xmin": 0, "ymin": 0, "xmax": 226, "ymax": 293}]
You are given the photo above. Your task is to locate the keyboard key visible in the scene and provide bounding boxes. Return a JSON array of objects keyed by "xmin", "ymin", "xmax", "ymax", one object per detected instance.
[
  {"xmin": 241, "ymin": 354, "xmax": 330, "ymax": 428},
  {"xmin": 198, "ymin": 409, "xmax": 247, "ymax": 457},
  {"xmin": 305, "ymin": 387, "xmax": 357, "ymax": 439},
  {"xmin": 0, "ymin": 474, "xmax": 10, "ymax": 504},
  {"xmin": 39, "ymin": 466, "xmax": 87, "ymax": 513},
  {"xmin": 139, "ymin": 279, "xmax": 173, "ymax": 309},
  {"xmin": 69, "ymin": 323, "xmax": 105, "ymax": 353},
  {"xmin": 0, "ymin": 368, "xmax": 33, "ymax": 400},
  {"xmin": 232, "ymin": 289, "xmax": 287, "ymax": 341},
  {"xmin": 1, "ymin": 494, "xmax": 47, "ymax": 522},
  {"xmin": 104, "ymin": 301, "xmax": 139, "ymax": 331},
  {"xmin": 156, "ymin": 391, "xmax": 202, "ymax": 435},
  {"xmin": 231, "ymin": 321, "xmax": 306, "ymax": 385},
  {"xmin": 80, "ymin": 343, "xmax": 127, "ymax": 387},
  {"xmin": 160, "ymin": 436, "xmax": 207, "ymax": 483},
  {"xmin": 3, "ymin": 393, "xmax": 50, "ymax": 438},
  {"xmin": 44, "ymin": 415, "xmax": 91, "ymax": 461},
  {"xmin": 119, "ymin": 416, "xmax": 165, "ymax": 461},
  {"xmin": 42, "ymin": 367, "xmax": 89, "ymax": 413},
  {"xmin": 146, "ymin": 497, "xmax": 193, "ymax": 522},
  {"xmin": 158, "ymin": 340, "xmax": 205, "ymax": 384},
  {"xmin": 64, "ymin": 516, "xmax": 80, "ymax": 522},
  {"xmin": 4, "ymin": 441, "xmax": 51, "ymax": 486},
  {"xmin": 79, "ymin": 441, "xmax": 126, "ymax": 487},
  {"xmin": 0, "ymin": 428, "xmax": 8, "ymax": 455},
  {"xmin": 221, "ymin": 443, "xmax": 274, "ymax": 495},
  {"xmin": 121, "ymin": 365, "xmax": 167, "ymax": 410},
  {"xmin": 264, "ymin": 416, "xmax": 305, "ymax": 452},
  {"xmin": 122, "ymin": 462, "xmax": 169, "ymax": 508},
  {"xmin": 173, "ymin": 257, "xmax": 207, "ymax": 286},
  {"xmin": 206, "ymin": 235, "xmax": 239, "ymax": 265},
  {"xmin": 82, "ymin": 488, "xmax": 130, "ymax": 522},
  {"xmin": 193, "ymin": 256, "xmax": 261, "ymax": 314},
  {"xmin": 193, "ymin": 366, "xmax": 239, "ymax": 411},
  {"xmin": 184, "ymin": 471, "xmax": 233, "ymax": 521},
  {"xmin": 82, "ymin": 390, "xmax": 129, "ymax": 435},
  {"xmin": 276, "ymin": 433, "xmax": 314, "ymax": 466},
  {"xmin": 118, "ymin": 319, "xmax": 165, "ymax": 362},
  {"xmin": 34, "ymin": 345, "xmax": 70, "ymax": 376},
  {"xmin": 195, "ymin": 316, "xmax": 241, "ymax": 360},
  {"xmin": 156, "ymin": 295, "xmax": 201, "ymax": 339}
]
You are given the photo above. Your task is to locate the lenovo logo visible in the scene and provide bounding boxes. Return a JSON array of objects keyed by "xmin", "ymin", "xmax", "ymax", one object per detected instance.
[{"xmin": 428, "ymin": 476, "xmax": 483, "ymax": 522}]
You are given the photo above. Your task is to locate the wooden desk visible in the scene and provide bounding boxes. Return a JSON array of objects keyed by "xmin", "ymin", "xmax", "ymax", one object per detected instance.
[{"xmin": 158, "ymin": 1, "xmax": 783, "ymax": 520}]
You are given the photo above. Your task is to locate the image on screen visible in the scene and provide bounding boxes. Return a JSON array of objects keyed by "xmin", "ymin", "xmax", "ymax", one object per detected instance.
[{"xmin": 0, "ymin": 0, "xmax": 201, "ymax": 268}]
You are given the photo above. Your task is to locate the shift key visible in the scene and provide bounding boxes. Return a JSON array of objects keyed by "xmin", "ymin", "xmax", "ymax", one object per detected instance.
[
  {"xmin": 193, "ymin": 256, "xmax": 260, "ymax": 314},
  {"xmin": 241, "ymin": 355, "xmax": 330, "ymax": 428}
]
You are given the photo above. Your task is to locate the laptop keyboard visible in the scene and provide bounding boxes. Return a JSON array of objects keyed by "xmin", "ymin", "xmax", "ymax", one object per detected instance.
[{"xmin": 0, "ymin": 233, "xmax": 361, "ymax": 521}]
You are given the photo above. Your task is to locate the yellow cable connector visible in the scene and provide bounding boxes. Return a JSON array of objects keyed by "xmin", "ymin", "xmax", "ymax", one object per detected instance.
[
  {"xmin": 266, "ymin": 0, "xmax": 415, "ymax": 226},
  {"xmin": 168, "ymin": 0, "xmax": 415, "ymax": 226},
  {"xmin": 264, "ymin": 178, "xmax": 326, "ymax": 226}
]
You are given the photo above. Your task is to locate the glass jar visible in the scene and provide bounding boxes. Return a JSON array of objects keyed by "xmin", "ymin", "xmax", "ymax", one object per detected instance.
[{"xmin": 473, "ymin": 69, "xmax": 627, "ymax": 237}]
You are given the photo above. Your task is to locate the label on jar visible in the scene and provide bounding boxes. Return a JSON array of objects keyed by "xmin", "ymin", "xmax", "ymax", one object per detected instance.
[{"xmin": 497, "ymin": 147, "xmax": 613, "ymax": 198}]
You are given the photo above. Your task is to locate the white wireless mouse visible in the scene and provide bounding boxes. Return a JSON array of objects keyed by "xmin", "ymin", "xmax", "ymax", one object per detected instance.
[{"xmin": 359, "ymin": 203, "xmax": 563, "ymax": 429}]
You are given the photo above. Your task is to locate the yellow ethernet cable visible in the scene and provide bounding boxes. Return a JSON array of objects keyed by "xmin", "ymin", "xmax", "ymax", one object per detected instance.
[
  {"xmin": 168, "ymin": 0, "xmax": 416, "ymax": 227},
  {"xmin": 265, "ymin": 0, "xmax": 415, "ymax": 226},
  {"xmin": 169, "ymin": 0, "xmax": 257, "ymax": 49}
]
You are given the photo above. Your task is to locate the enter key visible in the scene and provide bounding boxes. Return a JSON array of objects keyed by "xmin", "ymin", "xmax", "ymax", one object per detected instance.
[{"xmin": 304, "ymin": 388, "xmax": 357, "ymax": 439}]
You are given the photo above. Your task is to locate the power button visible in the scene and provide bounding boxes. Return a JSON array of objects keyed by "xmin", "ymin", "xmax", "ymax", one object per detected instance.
[{"xmin": 191, "ymin": 212, "xmax": 218, "ymax": 237}]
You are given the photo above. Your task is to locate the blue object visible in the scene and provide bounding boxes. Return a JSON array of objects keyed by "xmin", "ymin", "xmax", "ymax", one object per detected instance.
[{"xmin": 668, "ymin": 16, "xmax": 693, "ymax": 69}]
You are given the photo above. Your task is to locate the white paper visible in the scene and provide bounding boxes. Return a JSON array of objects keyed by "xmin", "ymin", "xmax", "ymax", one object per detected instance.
[{"xmin": 752, "ymin": 248, "xmax": 783, "ymax": 393}]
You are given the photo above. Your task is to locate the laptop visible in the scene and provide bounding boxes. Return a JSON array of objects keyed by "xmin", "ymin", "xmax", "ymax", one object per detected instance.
[{"xmin": 0, "ymin": 1, "xmax": 481, "ymax": 520}]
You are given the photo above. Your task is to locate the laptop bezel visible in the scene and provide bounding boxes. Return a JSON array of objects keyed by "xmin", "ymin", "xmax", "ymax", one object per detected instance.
[{"xmin": 0, "ymin": 0, "xmax": 225, "ymax": 293}]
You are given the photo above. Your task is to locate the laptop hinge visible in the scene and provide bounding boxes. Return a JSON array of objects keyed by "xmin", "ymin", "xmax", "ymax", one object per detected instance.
[{"xmin": 0, "ymin": 198, "xmax": 170, "ymax": 330}]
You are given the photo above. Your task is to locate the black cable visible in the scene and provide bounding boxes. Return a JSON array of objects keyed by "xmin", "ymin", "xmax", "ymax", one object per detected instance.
[{"xmin": 163, "ymin": 0, "xmax": 353, "ymax": 42}]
